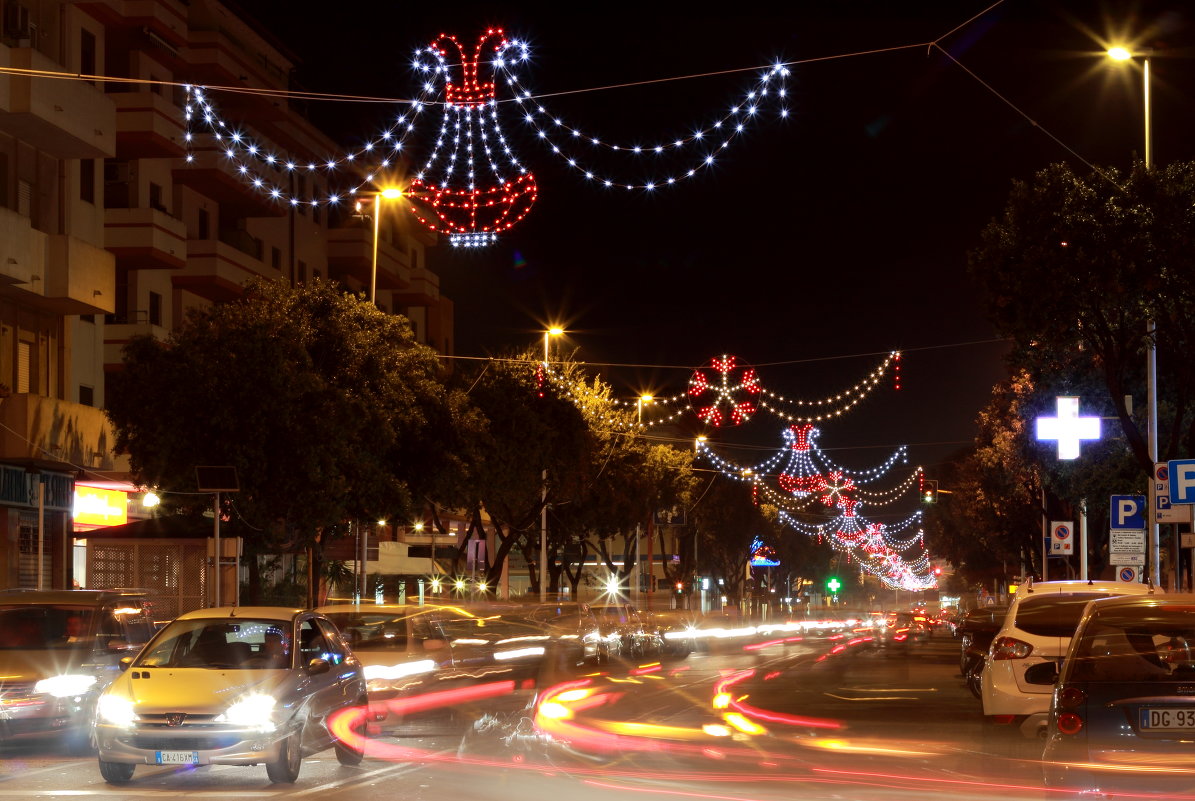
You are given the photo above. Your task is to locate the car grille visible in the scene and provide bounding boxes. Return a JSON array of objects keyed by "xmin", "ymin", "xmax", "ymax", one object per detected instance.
[
  {"xmin": 128, "ymin": 735, "xmax": 243, "ymax": 751},
  {"xmin": 137, "ymin": 713, "xmax": 220, "ymax": 726}
]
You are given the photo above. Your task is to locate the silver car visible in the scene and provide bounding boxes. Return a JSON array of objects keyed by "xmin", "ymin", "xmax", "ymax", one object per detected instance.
[{"xmin": 93, "ymin": 606, "xmax": 366, "ymax": 784}]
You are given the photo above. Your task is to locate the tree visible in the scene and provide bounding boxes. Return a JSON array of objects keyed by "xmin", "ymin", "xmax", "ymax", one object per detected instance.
[
  {"xmin": 969, "ymin": 161, "xmax": 1195, "ymax": 475},
  {"xmin": 690, "ymin": 478, "xmax": 768, "ymax": 606},
  {"xmin": 107, "ymin": 278, "xmax": 466, "ymax": 604}
]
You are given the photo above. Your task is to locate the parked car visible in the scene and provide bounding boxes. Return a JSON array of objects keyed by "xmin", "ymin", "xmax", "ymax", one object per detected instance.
[
  {"xmin": 981, "ymin": 578, "xmax": 1157, "ymax": 738},
  {"xmin": 956, "ymin": 605, "xmax": 1009, "ymax": 698},
  {"xmin": 93, "ymin": 606, "xmax": 366, "ymax": 785},
  {"xmin": 0, "ymin": 588, "xmax": 156, "ymax": 753},
  {"xmin": 1041, "ymin": 593, "xmax": 1195, "ymax": 793}
]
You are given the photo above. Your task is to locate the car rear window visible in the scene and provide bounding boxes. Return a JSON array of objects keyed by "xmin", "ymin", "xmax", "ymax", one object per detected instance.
[
  {"xmin": 1014, "ymin": 593, "xmax": 1110, "ymax": 637},
  {"xmin": 1070, "ymin": 607, "xmax": 1195, "ymax": 682}
]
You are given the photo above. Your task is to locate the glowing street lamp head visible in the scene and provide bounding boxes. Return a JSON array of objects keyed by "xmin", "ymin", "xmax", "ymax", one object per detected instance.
[
  {"xmin": 379, "ymin": 187, "xmax": 403, "ymax": 200},
  {"xmin": 548, "ymin": 326, "xmax": 564, "ymax": 337},
  {"xmin": 1107, "ymin": 46, "xmax": 1133, "ymax": 61}
]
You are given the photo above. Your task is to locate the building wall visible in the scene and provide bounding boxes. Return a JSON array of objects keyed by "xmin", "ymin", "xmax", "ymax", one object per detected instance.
[{"xmin": 0, "ymin": 0, "xmax": 451, "ymax": 589}]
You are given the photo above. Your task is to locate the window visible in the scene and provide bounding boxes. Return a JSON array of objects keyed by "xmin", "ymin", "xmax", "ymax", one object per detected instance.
[
  {"xmin": 80, "ymin": 159, "xmax": 94, "ymax": 204},
  {"xmin": 148, "ymin": 182, "xmax": 165, "ymax": 212},
  {"xmin": 148, "ymin": 292, "xmax": 161, "ymax": 326},
  {"xmin": 79, "ymin": 386, "xmax": 94, "ymax": 407},
  {"xmin": 297, "ymin": 260, "xmax": 307, "ymax": 284},
  {"xmin": 197, "ymin": 208, "xmax": 209, "ymax": 239},
  {"xmin": 80, "ymin": 30, "xmax": 96, "ymax": 85},
  {"xmin": 16, "ymin": 340, "xmax": 31, "ymax": 393},
  {"xmin": 80, "ymin": 314, "xmax": 94, "ymax": 324},
  {"xmin": 271, "ymin": 246, "xmax": 281, "ymax": 270}
]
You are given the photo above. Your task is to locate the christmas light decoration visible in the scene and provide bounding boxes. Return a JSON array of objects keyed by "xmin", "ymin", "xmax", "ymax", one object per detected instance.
[
  {"xmin": 688, "ymin": 355, "xmax": 761, "ymax": 427},
  {"xmin": 757, "ymin": 352, "xmax": 900, "ymax": 423}
]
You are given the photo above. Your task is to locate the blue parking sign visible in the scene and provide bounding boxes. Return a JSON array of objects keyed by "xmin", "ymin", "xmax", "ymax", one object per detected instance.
[
  {"xmin": 1169, "ymin": 460, "xmax": 1195, "ymax": 504},
  {"xmin": 1110, "ymin": 495, "xmax": 1146, "ymax": 529}
]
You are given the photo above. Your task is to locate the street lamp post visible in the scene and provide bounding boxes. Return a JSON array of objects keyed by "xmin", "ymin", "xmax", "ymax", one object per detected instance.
[
  {"xmin": 364, "ymin": 187, "xmax": 403, "ymax": 305},
  {"xmin": 637, "ymin": 395, "xmax": 653, "ymax": 608},
  {"xmin": 1107, "ymin": 46, "xmax": 1160, "ymax": 585},
  {"xmin": 541, "ymin": 326, "xmax": 564, "ymax": 602}
]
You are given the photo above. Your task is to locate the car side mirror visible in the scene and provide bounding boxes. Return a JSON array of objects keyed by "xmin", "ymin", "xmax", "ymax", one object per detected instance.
[
  {"xmin": 119, "ymin": 656, "xmax": 134, "ymax": 672},
  {"xmin": 1024, "ymin": 661, "xmax": 1060, "ymax": 685},
  {"xmin": 306, "ymin": 657, "xmax": 330, "ymax": 675}
]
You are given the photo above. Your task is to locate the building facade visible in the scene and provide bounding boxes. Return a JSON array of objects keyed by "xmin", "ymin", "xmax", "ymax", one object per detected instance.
[{"xmin": 0, "ymin": 0, "xmax": 451, "ymax": 589}]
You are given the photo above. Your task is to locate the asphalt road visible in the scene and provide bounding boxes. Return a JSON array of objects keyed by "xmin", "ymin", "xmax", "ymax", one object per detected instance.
[{"xmin": 0, "ymin": 630, "xmax": 1060, "ymax": 801}]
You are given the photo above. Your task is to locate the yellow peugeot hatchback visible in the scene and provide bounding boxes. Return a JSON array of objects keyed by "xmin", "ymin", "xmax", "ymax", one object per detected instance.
[{"xmin": 93, "ymin": 606, "xmax": 366, "ymax": 784}]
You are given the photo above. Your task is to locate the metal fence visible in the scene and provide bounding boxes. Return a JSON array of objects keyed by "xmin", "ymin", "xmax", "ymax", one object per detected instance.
[{"xmin": 87, "ymin": 538, "xmax": 207, "ymax": 620}]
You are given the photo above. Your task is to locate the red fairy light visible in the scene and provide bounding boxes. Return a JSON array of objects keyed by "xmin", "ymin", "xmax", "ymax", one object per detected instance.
[
  {"xmin": 688, "ymin": 355, "xmax": 762, "ymax": 427},
  {"xmin": 893, "ymin": 351, "xmax": 902, "ymax": 391}
]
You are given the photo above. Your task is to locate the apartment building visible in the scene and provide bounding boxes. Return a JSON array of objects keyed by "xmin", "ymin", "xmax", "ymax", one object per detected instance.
[{"xmin": 0, "ymin": 0, "xmax": 452, "ymax": 589}]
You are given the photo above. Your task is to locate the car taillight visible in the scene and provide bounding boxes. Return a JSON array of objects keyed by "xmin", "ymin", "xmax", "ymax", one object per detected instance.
[
  {"xmin": 991, "ymin": 636, "xmax": 1033, "ymax": 660},
  {"xmin": 1057, "ymin": 711, "xmax": 1083, "ymax": 735},
  {"xmin": 1059, "ymin": 686, "xmax": 1086, "ymax": 708}
]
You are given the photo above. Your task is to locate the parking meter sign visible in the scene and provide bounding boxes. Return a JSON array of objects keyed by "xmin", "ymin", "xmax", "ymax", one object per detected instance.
[{"xmin": 1050, "ymin": 521, "xmax": 1073, "ymax": 554}]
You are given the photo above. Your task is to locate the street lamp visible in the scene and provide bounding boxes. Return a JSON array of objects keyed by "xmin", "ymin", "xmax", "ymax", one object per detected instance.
[
  {"xmin": 540, "ymin": 326, "xmax": 564, "ymax": 602},
  {"xmin": 1107, "ymin": 45, "xmax": 1159, "ymax": 584},
  {"xmin": 360, "ymin": 187, "xmax": 403, "ymax": 305}
]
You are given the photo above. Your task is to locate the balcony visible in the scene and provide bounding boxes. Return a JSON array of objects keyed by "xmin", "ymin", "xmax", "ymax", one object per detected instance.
[
  {"xmin": 172, "ymin": 147, "xmax": 287, "ymax": 219},
  {"xmin": 113, "ymin": 90, "xmax": 185, "ymax": 159},
  {"xmin": 0, "ymin": 394, "xmax": 126, "ymax": 472},
  {"xmin": 75, "ymin": 0, "xmax": 189, "ymax": 50},
  {"xmin": 394, "ymin": 268, "xmax": 441, "ymax": 306},
  {"xmin": 0, "ymin": 45, "xmax": 115, "ymax": 159},
  {"xmin": 174, "ymin": 237, "xmax": 267, "ymax": 301},
  {"xmin": 0, "ymin": 205, "xmax": 46, "ymax": 289},
  {"xmin": 184, "ymin": 29, "xmax": 289, "ymax": 120},
  {"xmin": 104, "ymin": 207, "xmax": 187, "ymax": 270},
  {"xmin": 326, "ymin": 224, "xmax": 410, "ymax": 291},
  {"xmin": 45, "ymin": 235, "xmax": 115, "ymax": 315},
  {"xmin": 104, "ymin": 309, "xmax": 166, "ymax": 370}
]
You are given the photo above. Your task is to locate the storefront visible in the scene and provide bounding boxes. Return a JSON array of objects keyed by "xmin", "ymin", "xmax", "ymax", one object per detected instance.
[{"xmin": 0, "ymin": 465, "xmax": 74, "ymax": 589}]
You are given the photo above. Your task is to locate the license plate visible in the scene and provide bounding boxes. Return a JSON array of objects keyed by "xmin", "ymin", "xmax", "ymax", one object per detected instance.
[
  {"xmin": 1140, "ymin": 708, "xmax": 1195, "ymax": 730},
  {"xmin": 155, "ymin": 750, "xmax": 200, "ymax": 765}
]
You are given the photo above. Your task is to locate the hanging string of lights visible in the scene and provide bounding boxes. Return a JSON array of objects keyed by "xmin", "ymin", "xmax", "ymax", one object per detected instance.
[
  {"xmin": 495, "ymin": 58, "xmax": 790, "ymax": 191},
  {"xmin": 757, "ymin": 351, "xmax": 900, "ymax": 423}
]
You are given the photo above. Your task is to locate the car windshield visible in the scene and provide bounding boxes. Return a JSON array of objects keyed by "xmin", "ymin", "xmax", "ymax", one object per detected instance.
[
  {"xmin": 0, "ymin": 605, "xmax": 97, "ymax": 649},
  {"xmin": 1070, "ymin": 606, "xmax": 1195, "ymax": 682},
  {"xmin": 1013, "ymin": 593, "xmax": 1111, "ymax": 637},
  {"xmin": 136, "ymin": 618, "xmax": 292, "ymax": 669}
]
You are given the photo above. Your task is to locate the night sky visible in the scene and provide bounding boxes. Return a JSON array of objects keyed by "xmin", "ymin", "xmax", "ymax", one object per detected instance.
[{"xmin": 237, "ymin": 1, "xmax": 1195, "ymax": 480}]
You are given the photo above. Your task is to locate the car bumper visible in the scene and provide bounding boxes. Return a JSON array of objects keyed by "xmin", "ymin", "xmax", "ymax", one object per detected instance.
[
  {"xmin": 981, "ymin": 661, "xmax": 1051, "ymax": 717},
  {"xmin": 0, "ymin": 695, "xmax": 92, "ymax": 741},
  {"xmin": 95, "ymin": 722, "xmax": 289, "ymax": 766}
]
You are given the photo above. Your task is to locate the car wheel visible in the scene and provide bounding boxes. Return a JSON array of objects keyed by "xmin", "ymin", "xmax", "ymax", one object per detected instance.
[
  {"xmin": 98, "ymin": 759, "xmax": 135, "ymax": 784},
  {"xmin": 334, "ymin": 697, "xmax": 366, "ymax": 766},
  {"xmin": 266, "ymin": 726, "xmax": 304, "ymax": 783}
]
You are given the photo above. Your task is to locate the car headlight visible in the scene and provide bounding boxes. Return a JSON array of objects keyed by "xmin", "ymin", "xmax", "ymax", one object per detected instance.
[
  {"xmin": 34, "ymin": 674, "xmax": 97, "ymax": 698},
  {"xmin": 97, "ymin": 694, "xmax": 137, "ymax": 727},
  {"xmin": 216, "ymin": 693, "xmax": 276, "ymax": 731}
]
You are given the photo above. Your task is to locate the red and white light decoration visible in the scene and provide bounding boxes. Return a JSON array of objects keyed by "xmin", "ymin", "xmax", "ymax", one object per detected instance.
[{"xmin": 688, "ymin": 355, "xmax": 761, "ymax": 427}]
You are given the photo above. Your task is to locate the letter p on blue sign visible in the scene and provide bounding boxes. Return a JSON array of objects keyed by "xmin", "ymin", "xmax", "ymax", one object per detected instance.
[
  {"xmin": 1110, "ymin": 495, "xmax": 1146, "ymax": 529},
  {"xmin": 1170, "ymin": 460, "xmax": 1195, "ymax": 505}
]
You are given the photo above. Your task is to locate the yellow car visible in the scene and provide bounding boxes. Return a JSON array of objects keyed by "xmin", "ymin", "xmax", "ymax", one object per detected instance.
[{"xmin": 93, "ymin": 606, "xmax": 366, "ymax": 785}]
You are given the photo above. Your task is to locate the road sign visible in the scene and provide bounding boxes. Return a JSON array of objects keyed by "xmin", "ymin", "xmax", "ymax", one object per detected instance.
[
  {"xmin": 1050, "ymin": 521, "xmax": 1073, "ymax": 554},
  {"xmin": 1110, "ymin": 529, "xmax": 1146, "ymax": 553},
  {"xmin": 1116, "ymin": 566, "xmax": 1143, "ymax": 583},
  {"xmin": 1110, "ymin": 495, "xmax": 1147, "ymax": 530},
  {"xmin": 1153, "ymin": 463, "xmax": 1194, "ymax": 523},
  {"xmin": 1114, "ymin": 553, "xmax": 1146, "ymax": 565},
  {"xmin": 1169, "ymin": 459, "xmax": 1195, "ymax": 504}
]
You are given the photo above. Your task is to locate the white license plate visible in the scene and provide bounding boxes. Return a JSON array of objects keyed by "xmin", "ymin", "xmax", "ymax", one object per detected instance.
[
  {"xmin": 1140, "ymin": 708, "xmax": 1195, "ymax": 730},
  {"xmin": 155, "ymin": 750, "xmax": 199, "ymax": 765}
]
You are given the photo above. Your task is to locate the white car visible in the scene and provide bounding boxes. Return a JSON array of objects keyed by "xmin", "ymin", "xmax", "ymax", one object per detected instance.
[{"xmin": 981, "ymin": 578, "xmax": 1158, "ymax": 738}]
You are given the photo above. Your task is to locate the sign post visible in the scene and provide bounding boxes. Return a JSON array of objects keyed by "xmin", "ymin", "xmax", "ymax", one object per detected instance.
[{"xmin": 1110, "ymin": 494, "xmax": 1147, "ymax": 584}]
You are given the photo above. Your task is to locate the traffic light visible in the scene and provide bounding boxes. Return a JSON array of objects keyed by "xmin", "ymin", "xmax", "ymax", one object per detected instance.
[
  {"xmin": 675, "ymin": 581, "xmax": 684, "ymax": 594},
  {"xmin": 922, "ymin": 479, "xmax": 939, "ymax": 503},
  {"xmin": 826, "ymin": 576, "xmax": 842, "ymax": 594}
]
